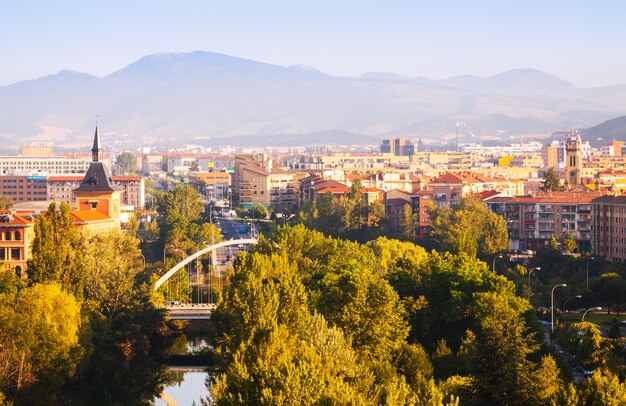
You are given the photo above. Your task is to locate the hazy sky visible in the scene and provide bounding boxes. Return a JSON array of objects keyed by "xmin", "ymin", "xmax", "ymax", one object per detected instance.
[{"xmin": 2, "ymin": 0, "xmax": 625, "ymax": 87}]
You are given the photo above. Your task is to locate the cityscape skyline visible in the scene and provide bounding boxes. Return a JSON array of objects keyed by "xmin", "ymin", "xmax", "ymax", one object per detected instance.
[{"xmin": 2, "ymin": 1, "xmax": 626, "ymax": 88}]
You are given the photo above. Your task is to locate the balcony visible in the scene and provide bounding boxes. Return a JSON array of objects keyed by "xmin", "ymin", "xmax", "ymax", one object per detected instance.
[{"xmin": 538, "ymin": 222, "xmax": 554, "ymax": 231}]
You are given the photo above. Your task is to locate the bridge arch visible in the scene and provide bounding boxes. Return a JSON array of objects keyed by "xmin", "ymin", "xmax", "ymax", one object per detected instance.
[{"xmin": 154, "ymin": 238, "xmax": 257, "ymax": 291}]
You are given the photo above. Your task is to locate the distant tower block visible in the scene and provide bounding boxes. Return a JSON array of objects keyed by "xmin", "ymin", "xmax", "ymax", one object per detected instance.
[{"xmin": 565, "ymin": 128, "xmax": 582, "ymax": 186}]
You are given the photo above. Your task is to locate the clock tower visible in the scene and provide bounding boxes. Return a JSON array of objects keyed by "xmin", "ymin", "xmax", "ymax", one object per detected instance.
[{"xmin": 565, "ymin": 129, "xmax": 582, "ymax": 186}]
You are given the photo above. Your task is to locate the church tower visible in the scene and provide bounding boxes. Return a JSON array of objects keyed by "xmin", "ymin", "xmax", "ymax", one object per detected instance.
[
  {"xmin": 565, "ymin": 129, "xmax": 582, "ymax": 186},
  {"xmin": 73, "ymin": 126, "xmax": 122, "ymax": 223}
]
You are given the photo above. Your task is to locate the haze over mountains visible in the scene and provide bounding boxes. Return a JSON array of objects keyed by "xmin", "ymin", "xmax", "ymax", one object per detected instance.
[{"xmin": 1, "ymin": 50, "xmax": 625, "ymax": 148}]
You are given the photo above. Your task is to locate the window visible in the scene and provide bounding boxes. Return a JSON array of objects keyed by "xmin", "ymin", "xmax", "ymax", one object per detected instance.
[
  {"xmin": 0, "ymin": 247, "xmax": 5, "ymax": 260},
  {"xmin": 14, "ymin": 231, "xmax": 20, "ymax": 240},
  {"xmin": 10, "ymin": 248, "xmax": 20, "ymax": 261},
  {"xmin": 4, "ymin": 231, "xmax": 10, "ymax": 241}
]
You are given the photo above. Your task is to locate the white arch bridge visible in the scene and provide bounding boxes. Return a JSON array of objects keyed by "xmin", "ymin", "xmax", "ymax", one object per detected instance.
[
  {"xmin": 154, "ymin": 238, "xmax": 258, "ymax": 291},
  {"xmin": 155, "ymin": 238, "xmax": 257, "ymax": 319}
]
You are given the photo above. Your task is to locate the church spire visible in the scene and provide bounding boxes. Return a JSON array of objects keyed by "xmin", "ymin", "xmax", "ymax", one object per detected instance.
[{"xmin": 92, "ymin": 125, "xmax": 104, "ymax": 162}]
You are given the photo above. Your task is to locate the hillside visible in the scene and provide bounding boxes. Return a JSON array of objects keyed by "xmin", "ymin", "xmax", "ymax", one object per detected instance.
[{"xmin": 0, "ymin": 51, "xmax": 625, "ymax": 147}]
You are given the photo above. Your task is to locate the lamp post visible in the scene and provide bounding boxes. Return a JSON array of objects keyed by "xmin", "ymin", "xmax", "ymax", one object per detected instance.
[
  {"xmin": 492, "ymin": 253, "xmax": 503, "ymax": 272},
  {"xmin": 528, "ymin": 267, "xmax": 541, "ymax": 301},
  {"xmin": 581, "ymin": 307, "xmax": 602, "ymax": 322},
  {"xmin": 562, "ymin": 294, "xmax": 582, "ymax": 312},
  {"xmin": 586, "ymin": 256, "xmax": 594, "ymax": 291},
  {"xmin": 551, "ymin": 283, "xmax": 567, "ymax": 333}
]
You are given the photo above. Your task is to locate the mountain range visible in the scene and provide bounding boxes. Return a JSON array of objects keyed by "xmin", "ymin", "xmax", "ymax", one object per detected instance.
[{"xmin": 1, "ymin": 50, "xmax": 625, "ymax": 148}]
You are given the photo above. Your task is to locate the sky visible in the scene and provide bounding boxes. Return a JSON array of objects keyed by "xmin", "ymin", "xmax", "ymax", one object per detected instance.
[{"xmin": 1, "ymin": 0, "xmax": 626, "ymax": 87}]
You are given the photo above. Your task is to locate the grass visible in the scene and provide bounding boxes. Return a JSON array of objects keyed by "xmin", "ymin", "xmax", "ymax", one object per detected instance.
[{"xmin": 560, "ymin": 311, "xmax": 626, "ymax": 327}]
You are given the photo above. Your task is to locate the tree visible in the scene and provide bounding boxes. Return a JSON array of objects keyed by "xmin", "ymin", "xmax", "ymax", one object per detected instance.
[
  {"xmin": 159, "ymin": 185, "xmax": 205, "ymax": 248},
  {"xmin": 0, "ymin": 195, "xmax": 13, "ymax": 210},
  {"xmin": 428, "ymin": 196, "xmax": 509, "ymax": 260},
  {"xmin": 593, "ymin": 272, "xmax": 626, "ymax": 315},
  {"xmin": 548, "ymin": 234, "xmax": 559, "ymax": 250},
  {"xmin": 542, "ymin": 167, "xmax": 563, "ymax": 192},
  {"xmin": 0, "ymin": 283, "xmax": 85, "ymax": 396},
  {"xmin": 578, "ymin": 368, "xmax": 626, "ymax": 406},
  {"xmin": 115, "ymin": 151, "xmax": 138, "ymax": 174},
  {"xmin": 398, "ymin": 203, "xmax": 417, "ymax": 240},
  {"xmin": 562, "ymin": 232, "xmax": 577, "ymax": 253},
  {"xmin": 315, "ymin": 261, "xmax": 409, "ymax": 362},
  {"xmin": 530, "ymin": 355, "xmax": 564, "ymax": 405},
  {"xmin": 471, "ymin": 291, "xmax": 538, "ymax": 405},
  {"xmin": 27, "ymin": 202, "xmax": 85, "ymax": 297}
]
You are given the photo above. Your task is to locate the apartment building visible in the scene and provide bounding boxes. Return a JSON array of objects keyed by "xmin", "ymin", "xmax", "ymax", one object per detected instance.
[
  {"xmin": 429, "ymin": 172, "xmax": 523, "ymax": 208},
  {"xmin": 233, "ymin": 154, "xmax": 297, "ymax": 211},
  {"xmin": 0, "ymin": 175, "xmax": 48, "ymax": 202},
  {"xmin": 0, "ymin": 155, "xmax": 92, "ymax": 175},
  {"xmin": 591, "ymin": 196, "xmax": 626, "ymax": 262},
  {"xmin": 46, "ymin": 175, "xmax": 145, "ymax": 209},
  {"xmin": 487, "ymin": 192, "xmax": 601, "ymax": 253}
]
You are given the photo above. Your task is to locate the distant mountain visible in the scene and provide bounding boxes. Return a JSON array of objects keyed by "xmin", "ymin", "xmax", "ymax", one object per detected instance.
[
  {"xmin": 581, "ymin": 115, "xmax": 626, "ymax": 145},
  {"xmin": 0, "ymin": 51, "xmax": 625, "ymax": 147}
]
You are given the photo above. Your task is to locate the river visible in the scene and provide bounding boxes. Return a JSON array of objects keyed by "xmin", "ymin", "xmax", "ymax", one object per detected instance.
[{"xmin": 153, "ymin": 322, "xmax": 212, "ymax": 405}]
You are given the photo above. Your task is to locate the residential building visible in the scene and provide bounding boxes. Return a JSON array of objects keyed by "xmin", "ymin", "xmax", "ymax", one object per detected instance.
[
  {"xmin": 0, "ymin": 212, "xmax": 35, "ymax": 276},
  {"xmin": 21, "ymin": 143, "xmax": 53, "ymax": 157},
  {"xmin": 0, "ymin": 175, "xmax": 48, "ymax": 202},
  {"xmin": 591, "ymin": 196, "xmax": 626, "ymax": 262},
  {"xmin": 487, "ymin": 192, "xmax": 601, "ymax": 253},
  {"xmin": 233, "ymin": 154, "xmax": 297, "ymax": 211},
  {"xmin": 0, "ymin": 155, "xmax": 92, "ymax": 175}
]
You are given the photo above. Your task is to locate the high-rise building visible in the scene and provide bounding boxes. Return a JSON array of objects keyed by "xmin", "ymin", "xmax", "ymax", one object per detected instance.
[{"xmin": 380, "ymin": 137, "xmax": 414, "ymax": 156}]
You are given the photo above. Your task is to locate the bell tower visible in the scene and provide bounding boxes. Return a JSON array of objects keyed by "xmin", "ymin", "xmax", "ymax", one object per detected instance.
[{"xmin": 565, "ymin": 129, "xmax": 582, "ymax": 186}]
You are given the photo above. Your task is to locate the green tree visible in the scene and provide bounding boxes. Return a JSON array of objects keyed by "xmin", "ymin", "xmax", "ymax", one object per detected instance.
[
  {"xmin": 0, "ymin": 195, "xmax": 13, "ymax": 210},
  {"xmin": 159, "ymin": 184, "xmax": 205, "ymax": 248},
  {"xmin": 428, "ymin": 196, "xmax": 509, "ymax": 260},
  {"xmin": 530, "ymin": 355, "xmax": 564, "ymax": 405},
  {"xmin": 398, "ymin": 203, "xmax": 417, "ymax": 240},
  {"xmin": 26, "ymin": 202, "xmax": 85, "ymax": 297},
  {"xmin": 248, "ymin": 204, "xmax": 269, "ymax": 220},
  {"xmin": 548, "ymin": 234, "xmax": 559, "ymax": 250},
  {"xmin": 472, "ymin": 291, "xmax": 538, "ymax": 405},
  {"xmin": 542, "ymin": 167, "xmax": 563, "ymax": 192},
  {"xmin": 578, "ymin": 367, "xmax": 626, "ymax": 406},
  {"xmin": 0, "ymin": 283, "xmax": 85, "ymax": 395},
  {"xmin": 115, "ymin": 151, "xmax": 138, "ymax": 174},
  {"xmin": 562, "ymin": 232, "xmax": 577, "ymax": 253},
  {"xmin": 315, "ymin": 261, "xmax": 409, "ymax": 362},
  {"xmin": 593, "ymin": 272, "xmax": 626, "ymax": 315}
]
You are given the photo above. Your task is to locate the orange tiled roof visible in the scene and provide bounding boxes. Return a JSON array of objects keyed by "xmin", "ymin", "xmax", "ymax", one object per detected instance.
[
  {"xmin": 111, "ymin": 176, "xmax": 143, "ymax": 181},
  {"xmin": 70, "ymin": 210, "xmax": 111, "ymax": 223},
  {"xmin": 47, "ymin": 176, "xmax": 83, "ymax": 181}
]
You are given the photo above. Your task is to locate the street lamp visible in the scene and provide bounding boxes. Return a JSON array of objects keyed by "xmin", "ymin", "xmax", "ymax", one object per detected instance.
[
  {"xmin": 528, "ymin": 267, "xmax": 541, "ymax": 301},
  {"xmin": 562, "ymin": 294, "xmax": 582, "ymax": 312},
  {"xmin": 551, "ymin": 283, "xmax": 567, "ymax": 333},
  {"xmin": 586, "ymin": 256, "xmax": 594, "ymax": 291},
  {"xmin": 492, "ymin": 253, "xmax": 503, "ymax": 272},
  {"xmin": 581, "ymin": 307, "xmax": 603, "ymax": 322},
  {"xmin": 140, "ymin": 254, "xmax": 146, "ymax": 270}
]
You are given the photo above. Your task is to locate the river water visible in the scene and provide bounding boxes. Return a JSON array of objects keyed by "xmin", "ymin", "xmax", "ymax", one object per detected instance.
[
  {"xmin": 154, "ymin": 371, "xmax": 209, "ymax": 405},
  {"xmin": 153, "ymin": 325, "xmax": 212, "ymax": 405}
]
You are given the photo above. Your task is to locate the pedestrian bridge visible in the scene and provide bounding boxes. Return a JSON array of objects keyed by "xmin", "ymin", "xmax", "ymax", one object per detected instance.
[
  {"xmin": 154, "ymin": 238, "xmax": 258, "ymax": 291},
  {"xmin": 165, "ymin": 303, "xmax": 217, "ymax": 320}
]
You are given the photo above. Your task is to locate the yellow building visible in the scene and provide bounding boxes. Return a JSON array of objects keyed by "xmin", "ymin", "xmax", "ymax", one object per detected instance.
[{"xmin": 0, "ymin": 212, "xmax": 35, "ymax": 276}]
